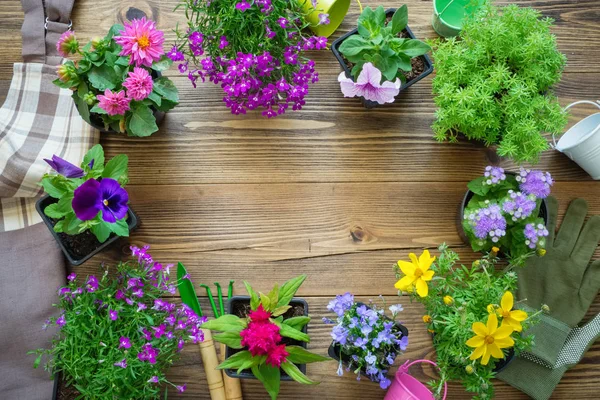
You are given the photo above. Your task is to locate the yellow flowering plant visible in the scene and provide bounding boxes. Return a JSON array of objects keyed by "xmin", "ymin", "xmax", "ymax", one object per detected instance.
[{"xmin": 394, "ymin": 244, "xmax": 543, "ymax": 399}]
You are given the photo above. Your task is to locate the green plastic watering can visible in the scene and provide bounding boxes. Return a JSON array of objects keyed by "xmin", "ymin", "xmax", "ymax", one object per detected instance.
[
  {"xmin": 432, "ymin": 0, "xmax": 483, "ymax": 37},
  {"xmin": 302, "ymin": 0, "xmax": 350, "ymax": 38}
]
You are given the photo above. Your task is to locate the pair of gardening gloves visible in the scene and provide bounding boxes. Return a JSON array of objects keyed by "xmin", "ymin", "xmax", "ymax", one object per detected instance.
[{"xmin": 497, "ymin": 197, "xmax": 600, "ymax": 400}]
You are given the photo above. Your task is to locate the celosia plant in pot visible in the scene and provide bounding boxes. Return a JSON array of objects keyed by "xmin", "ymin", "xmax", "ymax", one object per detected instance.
[
  {"xmin": 170, "ymin": 0, "xmax": 327, "ymax": 117},
  {"xmin": 461, "ymin": 166, "xmax": 552, "ymax": 265},
  {"xmin": 201, "ymin": 275, "xmax": 329, "ymax": 399},
  {"xmin": 394, "ymin": 245, "xmax": 544, "ymax": 399},
  {"xmin": 30, "ymin": 246, "xmax": 204, "ymax": 399},
  {"xmin": 430, "ymin": 2, "xmax": 567, "ymax": 163},
  {"xmin": 332, "ymin": 5, "xmax": 433, "ymax": 108},
  {"xmin": 324, "ymin": 293, "xmax": 409, "ymax": 389},
  {"xmin": 36, "ymin": 144, "xmax": 137, "ymax": 265},
  {"xmin": 54, "ymin": 18, "xmax": 179, "ymax": 136}
]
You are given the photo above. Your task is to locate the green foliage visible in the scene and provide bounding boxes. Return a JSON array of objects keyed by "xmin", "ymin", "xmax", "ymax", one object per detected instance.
[
  {"xmin": 338, "ymin": 5, "xmax": 430, "ymax": 82},
  {"xmin": 399, "ymin": 245, "xmax": 539, "ymax": 399},
  {"xmin": 430, "ymin": 2, "xmax": 568, "ymax": 163}
]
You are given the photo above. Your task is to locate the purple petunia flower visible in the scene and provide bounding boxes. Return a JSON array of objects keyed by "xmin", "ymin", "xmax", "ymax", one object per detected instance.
[
  {"xmin": 118, "ymin": 336, "xmax": 131, "ymax": 349},
  {"xmin": 113, "ymin": 358, "xmax": 127, "ymax": 368},
  {"xmin": 517, "ymin": 168, "xmax": 553, "ymax": 199},
  {"xmin": 44, "ymin": 155, "xmax": 84, "ymax": 178},
  {"xmin": 72, "ymin": 178, "xmax": 129, "ymax": 223}
]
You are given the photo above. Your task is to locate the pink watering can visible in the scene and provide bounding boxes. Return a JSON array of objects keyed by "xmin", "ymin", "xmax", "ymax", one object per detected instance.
[{"xmin": 384, "ymin": 360, "xmax": 447, "ymax": 400}]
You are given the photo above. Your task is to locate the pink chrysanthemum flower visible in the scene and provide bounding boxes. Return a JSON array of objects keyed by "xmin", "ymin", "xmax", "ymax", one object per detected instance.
[
  {"xmin": 56, "ymin": 30, "xmax": 79, "ymax": 58},
  {"xmin": 123, "ymin": 67, "xmax": 154, "ymax": 101},
  {"xmin": 97, "ymin": 89, "xmax": 130, "ymax": 116},
  {"xmin": 115, "ymin": 18, "xmax": 165, "ymax": 67}
]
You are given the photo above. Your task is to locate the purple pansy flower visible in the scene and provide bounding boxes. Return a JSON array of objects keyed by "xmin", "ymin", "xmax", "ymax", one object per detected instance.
[
  {"xmin": 72, "ymin": 178, "xmax": 129, "ymax": 223},
  {"xmin": 44, "ymin": 155, "xmax": 84, "ymax": 178}
]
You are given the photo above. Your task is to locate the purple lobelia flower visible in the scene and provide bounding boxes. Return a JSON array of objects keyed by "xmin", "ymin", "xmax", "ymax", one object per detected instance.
[
  {"xmin": 502, "ymin": 191, "xmax": 537, "ymax": 221},
  {"xmin": 118, "ymin": 336, "xmax": 131, "ymax": 349},
  {"xmin": 44, "ymin": 155, "xmax": 84, "ymax": 178},
  {"xmin": 113, "ymin": 358, "xmax": 127, "ymax": 368},
  {"xmin": 331, "ymin": 324, "xmax": 349, "ymax": 345},
  {"xmin": 56, "ymin": 314, "xmax": 66, "ymax": 327},
  {"xmin": 517, "ymin": 168, "xmax": 553, "ymax": 199},
  {"xmin": 318, "ymin": 13, "xmax": 330, "ymax": 25},
  {"xmin": 176, "ymin": 384, "xmax": 187, "ymax": 393},
  {"xmin": 67, "ymin": 273, "xmax": 76, "ymax": 282},
  {"xmin": 235, "ymin": 1, "xmax": 251, "ymax": 11},
  {"xmin": 109, "ymin": 309, "xmax": 118, "ymax": 321},
  {"xmin": 72, "ymin": 178, "xmax": 129, "ymax": 223},
  {"xmin": 327, "ymin": 292, "xmax": 354, "ymax": 317},
  {"xmin": 86, "ymin": 275, "xmax": 99, "ymax": 292},
  {"xmin": 483, "ymin": 166, "xmax": 506, "ymax": 186},
  {"xmin": 148, "ymin": 376, "xmax": 159, "ymax": 383},
  {"xmin": 397, "ymin": 335, "xmax": 409, "ymax": 351}
]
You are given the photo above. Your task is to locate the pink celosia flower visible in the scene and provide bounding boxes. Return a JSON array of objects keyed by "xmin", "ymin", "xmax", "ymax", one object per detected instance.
[
  {"xmin": 56, "ymin": 30, "xmax": 79, "ymax": 58},
  {"xmin": 97, "ymin": 89, "xmax": 130, "ymax": 116},
  {"xmin": 338, "ymin": 62, "xmax": 400, "ymax": 104},
  {"xmin": 266, "ymin": 344, "xmax": 289, "ymax": 367},
  {"xmin": 249, "ymin": 304, "xmax": 271, "ymax": 323},
  {"xmin": 123, "ymin": 67, "xmax": 154, "ymax": 101},
  {"xmin": 240, "ymin": 321, "xmax": 281, "ymax": 356},
  {"xmin": 115, "ymin": 18, "xmax": 165, "ymax": 67}
]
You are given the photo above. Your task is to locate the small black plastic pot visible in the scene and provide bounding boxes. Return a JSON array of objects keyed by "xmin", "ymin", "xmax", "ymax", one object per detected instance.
[
  {"xmin": 36, "ymin": 194, "xmax": 139, "ymax": 266},
  {"xmin": 331, "ymin": 8, "xmax": 434, "ymax": 109},
  {"xmin": 327, "ymin": 302, "xmax": 409, "ymax": 375},
  {"xmin": 224, "ymin": 296, "xmax": 309, "ymax": 381}
]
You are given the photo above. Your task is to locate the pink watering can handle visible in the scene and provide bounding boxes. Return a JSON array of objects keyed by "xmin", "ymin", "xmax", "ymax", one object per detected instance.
[
  {"xmin": 552, "ymin": 100, "xmax": 600, "ymax": 148},
  {"xmin": 399, "ymin": 359, "xmax": 448, "ymax": 400}
]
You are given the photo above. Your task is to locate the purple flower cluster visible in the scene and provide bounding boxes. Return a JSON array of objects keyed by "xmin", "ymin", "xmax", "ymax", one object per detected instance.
[
  {"xmin": 517, "ymin": 168, "xmax": 553, "ymax": 199},
  {"xmin": 502, "ymin": 191, "xmax": 537, "ymax": 221},
  {"xmin": 524, "ymin": 223, "xmax": 549, "ymax": 249},
  {"xmin": 466, "ymin": 203, "xmax": 507, "ymax": 243},
  {"xmin": 327, "ymin": 295, "xmax": 408, "ymax": 390},
  {"xmin": 483, "ymin": 166, "xmax": 507, "ymax": 186}
]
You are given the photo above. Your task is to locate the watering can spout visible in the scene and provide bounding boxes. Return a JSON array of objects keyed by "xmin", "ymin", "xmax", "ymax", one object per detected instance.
[{"xmin": 383, "ymin": 360, "xmax": 447, "ymax": 400}]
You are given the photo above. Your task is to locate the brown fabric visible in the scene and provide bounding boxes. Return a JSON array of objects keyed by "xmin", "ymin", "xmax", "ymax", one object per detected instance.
[{"xmin": 0, "ymin": 223, "xmax": 65, "ymax": 400}]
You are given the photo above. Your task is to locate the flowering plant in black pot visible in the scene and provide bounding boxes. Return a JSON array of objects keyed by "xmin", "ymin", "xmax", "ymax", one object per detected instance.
[{"xmin": 36, "ymin": 144, "xmax": 137, "ymax": 265}]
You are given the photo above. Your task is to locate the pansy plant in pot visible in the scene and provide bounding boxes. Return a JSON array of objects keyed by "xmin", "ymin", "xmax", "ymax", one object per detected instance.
[
  {"xmin": 332, "ymin": 5, "xmax": 433, "ymax": 107},
  {"xmin": 170, "ymin": 0, "xmax": 328, "ymax": 117},
  {"xmin": 36, "ymin": 144, "xmax": 137, "ymax": 265},
  {"xmin": 461, "ymin": 166, "xmax": 552, "ymax": 265},
  {"xmin": 54, "ymin": 18, "xmax": 179, "ymax": 136},
  {"xmin": 324, "ymin": 293, "xmax": 409, "ymax": 389},
  {"xmin": 30, "ymin": 246, "xmax": 204, "ymax": 399},
  {"xmin": 394, "ymin": 245, "xmax": 546, "ymax": 399},
  {"xmin": 201, "ymin": 274, "xmax": 329, "ymax": 400}
]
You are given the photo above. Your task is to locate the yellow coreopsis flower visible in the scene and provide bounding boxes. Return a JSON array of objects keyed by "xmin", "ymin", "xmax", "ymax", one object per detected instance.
[
  {"xmin": 443, "ymin": 295, "xmax": 454, "ymax": 305},
  {"xmin": 422, "ymin": 315, "xmax": 432, "ymax": 323},
  {"xmin": 466, "ymin": 313, "xmax": 514, "ymax": 365},
  {"xmin": 395, "ymin": 250, "xmax": 436, "ymax": 297},
  {"xmin": 496, "ymin": 291, "xmax": 528, "ymax": 332}
]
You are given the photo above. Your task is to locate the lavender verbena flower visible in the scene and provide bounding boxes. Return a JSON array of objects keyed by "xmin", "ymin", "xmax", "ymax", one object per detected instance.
[
  {"xmin": 502, "ymin": 191, "xmax": 537, "ymax": 221},
  {"xmin": 327, "ymin": 292, "xmax": 354, "ymax": 317},
  {"xmin": 483, "ymin": 166, "xmax": 506, "ymax": 186},
  {"xmin": 466, "ymin": 203, "xmax": 507, "ymax": 243},
  {"xmin": 331, "ymin": 324, "xmax": 349, "ymax": 345},
  {"xmin": 517, "ymin": 168, "xmax": 553, "ymax": 199},
  {"xmin": 524, "ymin": 223, "xmax": 549, "ymax": 249}
]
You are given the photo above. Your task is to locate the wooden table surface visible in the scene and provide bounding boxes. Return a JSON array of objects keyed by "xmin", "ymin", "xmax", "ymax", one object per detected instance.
[{"xmin": 2, "ymin": 0, "xmax": 600, "ymax": 398}]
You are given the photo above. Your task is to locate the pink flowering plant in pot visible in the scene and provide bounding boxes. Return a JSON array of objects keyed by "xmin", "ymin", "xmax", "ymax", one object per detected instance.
[
  {"xmin": 170, "ymin": 0, "xmax": 328, "ymax": 117},
  {"xmin": 201, "ymin": 275, "xmax": 329, "ymax": 399},
  {"xmin": 54, "ymin": 18, "xmax": 179, "ymax": 136},
  {"xmin": 29, "ymin": 246, "xmax": 205, "ymax": 399}
]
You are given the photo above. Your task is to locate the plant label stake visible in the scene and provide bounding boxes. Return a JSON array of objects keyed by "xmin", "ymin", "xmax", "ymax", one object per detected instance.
[
  {"xmin": 384, "ymin": 360, "xmax": 447, "ymax": 400},
  {"xmin": 553, "ymin": 100, "xmax": 600, "ymax": 180}
]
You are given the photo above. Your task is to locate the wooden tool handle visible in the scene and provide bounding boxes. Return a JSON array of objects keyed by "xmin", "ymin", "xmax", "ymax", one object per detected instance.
[
  {"xmin": 199, "ymin": 329, "xmax": 227, "ymax": 400},
  {"xmin": 219, "ymin": 342, "xmax": 244, "ymax": 400}
]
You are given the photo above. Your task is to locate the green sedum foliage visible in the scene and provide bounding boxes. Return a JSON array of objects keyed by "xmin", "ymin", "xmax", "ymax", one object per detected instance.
[{"xmin": 430, "ymin": 2, "xmax": 568, "ymax": 163}]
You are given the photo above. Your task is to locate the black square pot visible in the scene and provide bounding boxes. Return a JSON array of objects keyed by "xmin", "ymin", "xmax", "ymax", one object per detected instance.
[
  {"xmin": 36, "ymin": 194, "xmax": 139, "ymax": 266},
  {"xmin": 327, "ymin": 302, "xmax": 409, "ymax": 375},
  {"xmin": 224, "ymin": 296, "xmax": 309, "ymax": 381},
  {"xmin": 331, "ymin": 8, "xmax": 434, "ymax": 109}
]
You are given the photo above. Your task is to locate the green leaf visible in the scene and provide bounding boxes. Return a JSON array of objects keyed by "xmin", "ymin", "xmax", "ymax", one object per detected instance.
[
  {"xmin": 102, "ymin": 154, "xmax": 128, "ymax": 180},
  {"xmin": 201, "ymin": 314, "xmax": 246, "ymax": 332},
  {"xmin": 267, "ymin": 284, "xmax": 279, "ymax": 310},
  {"xmin": 357, "ymin": 7, "xmax": 377, "ymax": 38},
  {"xmin": 53, "ymin": 78, "xmax": 75, "ymax": 89},
  {"xmin": 282, "ymin": 316, "xmax": 310, "ymax": 331},
  {"xmin": 127, "ymin": 104, "xmax": 158, "ymax": 137},
  {"xmin": 396, "ymin": 53, "xmax": 412, "ymax": 72},
  {"xmin": 153, "ymin": 77, "xmax": 179, "ymax": 103},
  {"xmin": 177, "ymin": 262, "xmax": 203, "ymax": 317},
  {"xmin": 400, "ymin": 39, "xmax": 431, "ymax": 58},
  {"xmin": 73, "ymin": 87, "xmax": 91, "ymax": 125},
  {"xmin": 244, "ymin": 281, "xmax": 260, "ymax": 310},
  {"xmin": 467, "ymin": 176, "xmax": 489, "ymax": 196},
  {"xmin": 276, "ymin": 275, "xmax": 306, "ymax": 308},
  {"xmin": 391, "ymin": 5, "xmax": 408, "ymax": 34},
  {"xmin": 53, "ymin": 219, "xmax": 65, "ymax": 233},
  {"xmin": 148, "ymin": 91, "xmax": 162, "ymax": 107},
  {"xmin": 108, "ymin": 218, "xmax": 129, "ymax": 237},
  {"xmin": 44, "ymin": 203, "xmax": 64, "ymax": 219},
  {"xmin": 213, "ymin": 331, "xmax": 243, "ymax": 349},
  {"xmin": 90, "ymin": 222, "xmax": 111, "ymax": 243},
  {"xmin": 338, "ymin": 35, "xmax": 372, "ymax": 57},
  {"xmin": 65, "ymin": 214, "xmax": 83, "ymax": 235},
  {"xmin": 154, "ymin": 98, "xmax": 177, "ymax": 112},
  {"xmin": 115, "ymin": 56, "xmax": 130, "ymax": 67},
  {"xmin": 285, "ymin": 346, "xmax": 330, "ymax": 364},
  {"xmin": 88, "ymin": 64, "xmax": 118, "ymax": 91},
  {"xmin": 278, "ymin": 323, "xmax": 310, "ymax": 342},
  {"xmin": 90, "ymin": 105, "xmax": 107, "ymax": 114},
  {"xmin": 271, "ymin": 305, "xmax": 291, "ymax": 317},
  {"xmin": 83, "ymin": 144, "xmax": 105, "ymax": 172},
  {"xmin": 259, "ymin": 292, "xmax": 271, "ymax": 311},
  {"xmin": 33, "ymin": 353, "xmax": 43, "ymax": 369},
  {"xmin": 281, "ymin": 361, "xmax": 318, "ymax": 385},
  {"xmin": 41, "ymin": 177, "xmax": 68, "ymax": 198},
  {"xmin": 217, "ymin": 350, "xmax": 254, "ymax": 370},
  {"xmin": 256, "ymin": 364, "xmax": 280, "ymax": 400},
  {"xmin": 107, "ymin": 24, "xmax": 125, "ymax": 41},
  {"xmin": 152, "ymin": 56, "xmax": 173, "ymax": 72}
]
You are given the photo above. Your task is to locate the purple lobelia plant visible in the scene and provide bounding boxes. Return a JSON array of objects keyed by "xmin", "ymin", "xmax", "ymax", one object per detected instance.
[
  {"xmin": 171, "ymin": 0, "xmax": 327, "ymax": 117},
  {"xmin": 41, "ymin": 144, "xmax": 131, "ymax": 243},
  {"xmin": 325, "ymin": 293, "xmax": 408, "ymax": 389},
  {"xmin": 30, "ymin": 246, "xmax": 204, "ymax": 399},
  {"xmin": 463, "ymin": 166, "xmax": 552, "ymax": 264}
]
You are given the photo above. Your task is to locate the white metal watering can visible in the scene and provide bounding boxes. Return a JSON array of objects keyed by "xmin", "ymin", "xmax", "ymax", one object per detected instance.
[{"xmin": 553, "ymin": 100, "xmax": 600, "ymax": 180}]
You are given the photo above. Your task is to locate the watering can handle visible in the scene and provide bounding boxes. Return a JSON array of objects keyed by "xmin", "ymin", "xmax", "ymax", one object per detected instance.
[
  {"xmin": 552, "ymin": 100, "xmax": 600, "ymax": 148},
  {"xmin": 400, "ymin": 359, "xmax": 448, "ymax": 400}
]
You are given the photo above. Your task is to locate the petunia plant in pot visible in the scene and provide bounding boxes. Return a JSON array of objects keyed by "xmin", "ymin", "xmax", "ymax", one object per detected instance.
[
  {"xmin": 30, "ymin": 246, "xmax": 204, "ymax": 399},
  {"xmin": 170, "ymin": 0, "xmax": 327, "ymax": 117},
  {"xmin": 332, "ymin": 5, "xmax": 433, "ymax": 108},
  {"xmin": 54, "ymin": 18, "xmax": 179, "ymax": 136},
  {"xmin": 461, "ymin": 166, "xmax": 552, "ymax": 266},
  {"xmin": 394, "ymin": 245, "xmax": 545, "ymax": 399},
  {"xmin": 36, "ymin": 144, "xmax": 137, "ymax": 265},
  {"xmin": 201, "ymin": 274, "xmax": 329, "ymax": 399},
  {"xmin": 324, "ymin": 293, "xmax": 409, "ymax": 389}
]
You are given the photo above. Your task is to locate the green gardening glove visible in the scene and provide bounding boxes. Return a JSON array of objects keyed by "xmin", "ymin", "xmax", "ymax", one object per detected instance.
[{"xmin": 516, "ymin": 197, "xmax": 600, "ymax": 365}]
